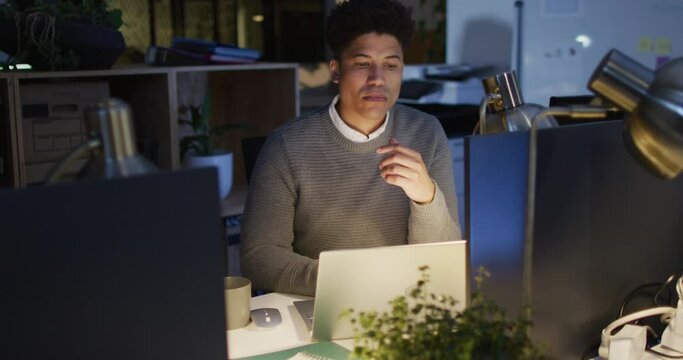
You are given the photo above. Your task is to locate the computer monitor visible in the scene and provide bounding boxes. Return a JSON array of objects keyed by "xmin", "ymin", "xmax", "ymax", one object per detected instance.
[
  {"xmin": 466, "ymin": 120, "xmax": 683, "ymax": 357},
  {"xmin": 0, "ymin": 168, "xmax": 228, "ymax": 360}
]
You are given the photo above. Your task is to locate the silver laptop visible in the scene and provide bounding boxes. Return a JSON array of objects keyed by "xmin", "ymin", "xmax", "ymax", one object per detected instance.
[{"xmin": 294, "ymin": 240, "xmax": 469, "ymax": 341}]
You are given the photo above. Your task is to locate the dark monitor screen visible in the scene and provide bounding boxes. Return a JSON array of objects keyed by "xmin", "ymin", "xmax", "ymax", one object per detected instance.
[
  {"xmin": 466, "ymin": 120, "xmax": 683, "ymax": 357},
  {"xmin": 0, "ymin": 168, "xmax": 227, "ymax": 360}
]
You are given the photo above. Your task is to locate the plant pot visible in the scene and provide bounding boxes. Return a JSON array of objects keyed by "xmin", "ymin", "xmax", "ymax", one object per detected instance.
[
  {"xmin": 183, "ymin": 151, "xmax": 233, "ymax": 200},
  {"xmin": 58, "ymin": 21, "xmax": 125, "ymax": 70},
  {"xmin": 0, "ymin": 18, "xmax": 125, "ymax": 70}
]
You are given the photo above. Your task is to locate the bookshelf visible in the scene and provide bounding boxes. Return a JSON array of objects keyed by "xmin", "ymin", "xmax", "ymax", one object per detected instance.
[{"xmin": 0, "ymin": 63, "xmax": 299, "ymax": 188}]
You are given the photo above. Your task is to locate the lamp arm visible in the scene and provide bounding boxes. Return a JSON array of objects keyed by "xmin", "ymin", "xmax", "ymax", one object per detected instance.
[
  {"xmin": 476, "ymin": 94, "xmax": 497, "ymax": 135},
  {"xmin": 45, "ymin": 138, "xmax": 101, "ymax": 184},
  {"xmin": 477, "ymin": 96, "xmax": 487, "ymax": 134},
  {"xmin": 522, "ymin": 106, "xmax": 609, "ymax": 325}
]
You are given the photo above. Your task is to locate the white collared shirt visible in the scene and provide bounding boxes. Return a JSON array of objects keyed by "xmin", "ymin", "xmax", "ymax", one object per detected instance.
[{"xmin": 328, "ymin": 95, "xmax": 389, "ymax": 143}]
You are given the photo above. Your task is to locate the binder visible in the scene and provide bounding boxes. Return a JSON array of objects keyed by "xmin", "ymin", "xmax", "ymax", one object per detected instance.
[
  {"xmin": 171, "ymin": 37, "xmax": 261, "ymax": 60},
  {"xmin": 145, "ymin": 46, "xmax": 256, "ymax": 66}
]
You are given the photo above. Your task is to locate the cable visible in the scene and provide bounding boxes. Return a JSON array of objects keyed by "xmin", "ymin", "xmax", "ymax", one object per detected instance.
[
  {"xmin": 619, "ymin": 283, "xmax": 663, "ymax": 317},
  {"xmin": 605, "ymin": 307, "xmax": 676, "ymax": 337},
  {"xmin": 597, "ymin": 275, "xmax": 683, "ymax": 359},
  {"xmin": 646, "ymin": 348, "xmax": 683, "ymax": 359},
  {"xmin": 655, "ymin": 273, "xmax": 683, "ymax": 306},
  {"xmin": 646, "ymin": 325, "xmax": 660, "ymax": 338},
  {"xmin": 600, "ymin": 307, "xmax": 676, "ymax": 358}
]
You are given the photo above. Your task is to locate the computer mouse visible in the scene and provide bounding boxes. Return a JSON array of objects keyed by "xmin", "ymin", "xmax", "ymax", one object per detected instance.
[{"xmin": 250, "ymin": 308, "xmax": 282, "ymax": 328}]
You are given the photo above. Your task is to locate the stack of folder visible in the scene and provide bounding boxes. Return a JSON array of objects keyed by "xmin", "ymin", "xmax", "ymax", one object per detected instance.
[{"xmin": 145, "ymin": 37, "xmax": 261, "ymax": 66}]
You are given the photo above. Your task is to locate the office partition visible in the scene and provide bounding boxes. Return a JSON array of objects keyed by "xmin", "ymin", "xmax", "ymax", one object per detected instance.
[{"xmin": 466, "ymin": 120, "xmax": 683, "ymax": 357}]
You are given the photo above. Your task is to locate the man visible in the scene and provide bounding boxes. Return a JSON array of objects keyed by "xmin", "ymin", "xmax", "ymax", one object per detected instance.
[{"xmin": 240, "ymin": 0, "xmax": 462, "ymax": 296}]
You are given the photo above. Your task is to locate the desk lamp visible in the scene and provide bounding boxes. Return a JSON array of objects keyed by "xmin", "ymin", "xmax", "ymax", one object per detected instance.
[
  {"xmin": 478, "ymin": 70, "xmax": 558, "ymax": 134},
  {"xmin": 521, "ymin": 49, "xmax": 683, "ymax": 356},
  {"xmin": 46, "ymin": 98, "xmax": 157, "ymax": 183},
  {"xmin": 589, "ymin": 49, "xmax": 683, "ymax": 180}
]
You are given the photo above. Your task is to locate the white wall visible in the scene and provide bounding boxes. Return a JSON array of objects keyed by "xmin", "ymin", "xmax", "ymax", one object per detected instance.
[
  {"xmin": 518, "ymin": 0, "xmax": 683, "ymax": 106},
  {"xmin": 446, "ymin": 0, "xmax": 516, "ymax": 71}
]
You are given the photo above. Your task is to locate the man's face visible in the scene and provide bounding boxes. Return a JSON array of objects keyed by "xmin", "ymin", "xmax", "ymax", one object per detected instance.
[{"xmin": 330, "ymin": 32, "xmax": 404, "ymax": 133}]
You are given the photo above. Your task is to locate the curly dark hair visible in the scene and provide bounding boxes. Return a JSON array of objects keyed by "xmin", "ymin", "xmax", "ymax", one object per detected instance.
[{"xmin": 326, "ymin": 0, "xmax": 414, "ymax": 60}]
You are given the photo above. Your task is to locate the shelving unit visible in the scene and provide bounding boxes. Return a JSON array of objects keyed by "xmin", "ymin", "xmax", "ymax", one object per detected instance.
[{"xmin": 0, "ymin": 63, "xmax": 299, "ymax": 188}]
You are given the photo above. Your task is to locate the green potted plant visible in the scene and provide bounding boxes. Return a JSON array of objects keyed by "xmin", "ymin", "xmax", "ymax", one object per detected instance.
[
  {"xmin": 344, "ymin": 266, "xmax": 545, "ymax": 359},
  {"xmin": 0, "ymin": 0, "xmax": 125, "ymax": 70},
  {"xmin": 179, "ymin": 91, "xmax": 246, "ymax": 200}
]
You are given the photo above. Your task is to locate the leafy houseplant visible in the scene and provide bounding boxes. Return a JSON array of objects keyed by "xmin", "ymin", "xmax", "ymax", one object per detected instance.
[
  {"xmin": 0, "ymin": 0, "xmax": 124, "ymax": 70},
  {"xmin": 179, "ymin": 92, "xmax": 247, "ymax": 159},
  {"xmin": 179, "ymin": 92, "xmax": 246, "ymax": 199},
  {"xmin": 344, "ymin": 266, "xmax": 545, "ymax": 359}
]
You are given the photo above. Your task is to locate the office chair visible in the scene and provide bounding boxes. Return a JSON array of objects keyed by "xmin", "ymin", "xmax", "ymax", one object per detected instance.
[
  {"xmin": 241, "ymin": 136, "xmax": 267, "ymax": 185},
  {"xmin": 399, "ymin": 102, "xmax": 479, "ymax": 137},
  {"xmin": 240, "ymin": 135, "xmax": 271, "ymax": 297}
]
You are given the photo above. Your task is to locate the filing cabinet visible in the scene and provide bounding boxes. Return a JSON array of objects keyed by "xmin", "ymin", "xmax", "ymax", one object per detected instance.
[{"xmin": 20, "ymin": 82, "xmax": 109, "ymax": 184}]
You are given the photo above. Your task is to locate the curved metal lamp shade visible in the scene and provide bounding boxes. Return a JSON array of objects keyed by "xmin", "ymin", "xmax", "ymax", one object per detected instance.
[
  {"xmin": 478, "ymin": 70, "xmax": 558, "ymax": 134},
  {"xmin": 46, "ymin": 98, "xmax": 157, "ymax": 183},
  {"xmin": 81, "ymin": 98, "xmax": 158, "ymax": 179},
  {"xmin": 589, "ymin": 49, "xmax": 683, "ymax": 179}
]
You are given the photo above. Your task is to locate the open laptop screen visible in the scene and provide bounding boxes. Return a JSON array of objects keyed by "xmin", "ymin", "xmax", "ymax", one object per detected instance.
[
  {"xmin": 0, "ymin": 169, "xmax": 227, "ymax": 360},
  {"xmin": 308, "ymin": 240, "xmax": 469, "ymax": 341}
]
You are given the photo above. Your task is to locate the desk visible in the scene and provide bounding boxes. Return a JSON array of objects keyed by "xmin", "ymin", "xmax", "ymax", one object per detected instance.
[
  {"xmin": 227, "ymin": 293, "xmax": 354, "ymax": 359},
  {"xmin": 222, "ymin": 185, "xmax": 247, "ymax": 219}
]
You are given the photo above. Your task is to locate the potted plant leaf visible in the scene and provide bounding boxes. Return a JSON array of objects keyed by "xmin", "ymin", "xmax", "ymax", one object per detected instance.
[
  {"xmin": 344, "ymin": 266, "xmax": 545, "ymax": 359},
  {"xmin": 179, "ymin": 91, "xmax": 246, "ymax": 200},
  {"xmin": 0, "ymin": 0, "xmax": 125, "ymax": 70}
]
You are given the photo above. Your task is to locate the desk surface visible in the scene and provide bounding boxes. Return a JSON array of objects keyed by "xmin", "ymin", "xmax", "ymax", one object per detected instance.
[
  {"xmin": 221, "ymin": 185, "xmax": 247, "ymax": 218},
  {"xmin": 227, "ymin": 292, "xmax": 353, "ymax": 359}
]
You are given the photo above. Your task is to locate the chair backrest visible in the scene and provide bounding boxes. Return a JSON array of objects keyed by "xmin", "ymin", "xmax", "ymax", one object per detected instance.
[{"xmin": 241, "ymin": 136, "xmax": 267, "ymax": 185}]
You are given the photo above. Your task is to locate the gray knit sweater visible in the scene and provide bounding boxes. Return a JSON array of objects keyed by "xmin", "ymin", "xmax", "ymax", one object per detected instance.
[{"xmin": 240, "ymin": 104, "xmax": 462, "ymax": 296}]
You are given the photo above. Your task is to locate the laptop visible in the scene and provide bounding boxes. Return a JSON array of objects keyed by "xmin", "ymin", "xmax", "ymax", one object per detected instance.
[
  {"xmin": 0, "ymin": 169, "xmax": 227, "ymax": 360},
  {"xmin": 294, "ymin": 240, "xmax": 469, "ymax": 341}
]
